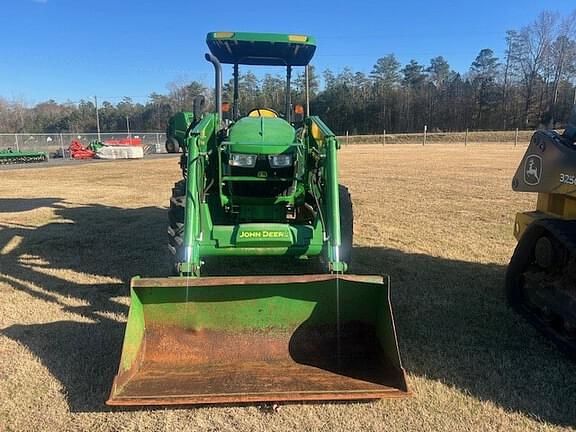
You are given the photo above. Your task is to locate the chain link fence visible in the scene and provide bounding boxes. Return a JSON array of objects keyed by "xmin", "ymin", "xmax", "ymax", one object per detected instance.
[
  {"xmin": 0, "ymin": 129, "xmax": 533, "ymax": 159},
  {"xmin": 0, "ymin": 132, "xmax": 167, "ymax": 156}
]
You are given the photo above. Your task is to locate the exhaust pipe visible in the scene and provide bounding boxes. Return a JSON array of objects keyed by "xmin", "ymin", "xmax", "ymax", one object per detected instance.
[{"xmin": 205, "ymin": 53, "xmax": 222, "ymax": 129}]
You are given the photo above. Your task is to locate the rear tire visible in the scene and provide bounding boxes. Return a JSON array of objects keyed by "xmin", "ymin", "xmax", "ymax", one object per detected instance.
[
  {"xmin": 165, "ymin": 137, "xmax": 179, "ymax": 153},
  {"xmin": 168, "ymin": 180, "xmax": 185, "ymax": 274}
]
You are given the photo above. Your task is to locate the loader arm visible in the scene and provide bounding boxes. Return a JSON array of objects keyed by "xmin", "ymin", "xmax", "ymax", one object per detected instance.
[
  {"xmin": 306, "ymin": 116, "xmax": 345, "ymax": 272},
  {"xmin": 180, "ymin": 113, "xmax": 218, "ymax": 276}
]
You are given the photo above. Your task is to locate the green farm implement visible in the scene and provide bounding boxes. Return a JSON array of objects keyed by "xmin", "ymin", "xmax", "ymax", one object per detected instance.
[
  {"xmin": 0, "ymin": 148, "xmax": 48, "ymax": 164},
  {"xmin": 108, "ymin": 32, "xmax": 408, "ymax": 406}
]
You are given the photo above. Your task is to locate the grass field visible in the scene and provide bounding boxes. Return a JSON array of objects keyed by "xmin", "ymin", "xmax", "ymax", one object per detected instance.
[
  {"xmin": 337, "ymin": 130, "xmax": 534, "ymax": 145},
  {"xmin": 1, "ymin": 144, "xmax": 575, "ymax": 432}
]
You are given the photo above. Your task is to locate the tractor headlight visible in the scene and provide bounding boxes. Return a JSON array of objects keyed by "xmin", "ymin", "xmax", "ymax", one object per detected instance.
[
  {"xmin": 268, "ymin": 154, "xmax": 293, "ymax": 168},
  {"xmin": 229, "ymin": 153, "xmax": 257, "ymax": 168}
]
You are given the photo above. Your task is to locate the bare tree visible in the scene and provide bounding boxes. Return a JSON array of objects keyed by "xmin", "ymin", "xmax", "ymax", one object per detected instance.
[
  {"xmin": 514, "ymin": 11, "xmax": 559, "ymax": 126},
  {"xmin": 551, "ymin": 11, "xmax": 576, "ymax": 109}
]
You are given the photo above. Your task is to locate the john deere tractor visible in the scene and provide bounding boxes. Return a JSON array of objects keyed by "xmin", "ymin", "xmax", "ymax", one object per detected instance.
[
  {"xmin": 165, "ymin": 96, "xmax": 206, "ymax": 153},
  {"xmin": 507, "ymin": 106, "xmax": 576, "ymax": 358},
  {"xmin": 165, "ymin": 112, "xmax": 192, "ymax": 153},
  {"xmin": 108, "ymin": 32, "xmax": 408, "ymax": 406}
]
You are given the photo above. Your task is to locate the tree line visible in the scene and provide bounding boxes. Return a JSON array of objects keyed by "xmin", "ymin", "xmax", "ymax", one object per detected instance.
[{"xmin": 1, "ymin": 9, "xmax": 575, "ymax": 136}]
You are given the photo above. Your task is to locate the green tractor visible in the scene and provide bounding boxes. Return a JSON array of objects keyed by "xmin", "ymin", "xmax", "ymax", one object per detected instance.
[
  {"xmin": 108, "ymin": 32, "xmax": 408, "ymax": 406},
  {"xmin": 165, "ymin": 96, "xmax": 206, "ymax": 153},
  {"xmin": 165, "ymin": 112, "xmax": 192, "ymax": 153}
]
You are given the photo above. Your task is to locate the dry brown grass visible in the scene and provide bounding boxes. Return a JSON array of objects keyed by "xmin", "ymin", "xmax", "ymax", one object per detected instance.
[{"xmin": 1, "ymin": 144, "xmax": 575, "ymax": 432}]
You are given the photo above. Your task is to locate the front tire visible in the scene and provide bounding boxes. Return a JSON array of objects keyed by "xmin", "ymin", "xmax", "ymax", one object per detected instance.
[
  {"xmin": 338, "ymin": 184, "xmax": 354, "ymax": 265},
  {"xmin": 167, "ymin": 180, "xmax": 185, "ymax": 274}
]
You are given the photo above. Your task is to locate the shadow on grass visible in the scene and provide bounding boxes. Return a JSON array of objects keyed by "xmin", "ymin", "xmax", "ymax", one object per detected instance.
[
  {"xmin": 0, "ymin": 202, "xmax": 168, "ymax": 412},
  {"xmin": 352, "ymin": 248, "xmax": 576, "ymax": 426},
  {"xmin": 0, "ymin": 197, "xmax": 62, "ymax": 213},
  {"xmin": 1, "ymin": 202, "xmax": 575, "ymax": 425}
]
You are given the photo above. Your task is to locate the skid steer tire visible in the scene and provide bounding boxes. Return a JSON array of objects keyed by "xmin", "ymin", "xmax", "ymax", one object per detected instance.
[
  {"xmin": 339, "ymin": 184, "xmax": 354, "ymax": 265},
  {"xmin": 168, "ymin": 180, "xmax": 186, "ymax": 274}
]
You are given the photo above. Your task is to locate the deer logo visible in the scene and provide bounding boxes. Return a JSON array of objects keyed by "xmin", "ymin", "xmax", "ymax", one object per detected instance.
[{"xmin": 524, "ymin": 154, "xmax": 542, "ymax": 186}]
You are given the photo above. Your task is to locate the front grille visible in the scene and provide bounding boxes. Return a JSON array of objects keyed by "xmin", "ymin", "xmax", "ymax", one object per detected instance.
[
  {"xmin": 230, "ymin": 181, "xmax": 294, "ymax": 197},
  {"xmin": 228, "ymin": 158, "xmax": 294, "ymax": 198}
]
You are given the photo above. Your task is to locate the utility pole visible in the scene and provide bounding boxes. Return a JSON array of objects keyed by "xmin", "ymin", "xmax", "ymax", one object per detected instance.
[
  {"xmin": 502, "ymin": 33, "xmax": 513, "ymax": 130},
  {"xmin": 126, "ymin": 116, "xmax": 131, "ymax": 139},
  {"xmin": 94, "ymin": 95, "xmax": 101, "ymax": 142}
]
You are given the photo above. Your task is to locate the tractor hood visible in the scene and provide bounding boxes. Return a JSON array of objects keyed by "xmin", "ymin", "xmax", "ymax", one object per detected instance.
[{"xmin": 227, "ymin": 117, "xmax": 295, "ymax": 154}]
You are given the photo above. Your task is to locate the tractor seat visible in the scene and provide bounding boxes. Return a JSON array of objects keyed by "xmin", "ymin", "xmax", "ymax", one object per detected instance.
[{"xmin": 247, "ymin": 108, "xmax": 279, "ymax": 118}]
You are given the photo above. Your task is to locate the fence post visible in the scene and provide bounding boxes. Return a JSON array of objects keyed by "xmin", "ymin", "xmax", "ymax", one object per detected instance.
[
  {"xmin": 383, "ymin": 129, "xmax": 386, "ymax": 146},
  {"xmin": 15, "ymin": 134, "xmax": 19, "ymax": 151},
  {"xmin": 423, "ymin": 125, "xmax": 427, "ymax": 146},
  {"xmin": 514, "ymin": 128, "xmax": 519, "ymax": 147},
  {"xmin": 59, "ymin": 133, "xmax": 66, "ymax": 159},
  {"xmin": 346, "ymin": 130, "xmax": 349, "ymax": 146},
  {"xmin": 465, "ymin": 128, "xmax": 469, "ymax": 147},
  {"xmin": 156, "ymin": 133, "xmax": 161, "ymax": 153}
]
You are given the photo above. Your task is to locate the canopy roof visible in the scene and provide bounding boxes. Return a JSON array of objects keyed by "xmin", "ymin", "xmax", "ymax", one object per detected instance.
[{"xmin": 206, "ymin": 32, "xmax": 316, "ymax": 66}]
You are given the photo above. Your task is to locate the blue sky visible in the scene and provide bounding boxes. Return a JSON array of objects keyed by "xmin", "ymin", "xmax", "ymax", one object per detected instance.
[{"xmin": 0, "ymin": 0, "xmax": 573, "ymax": 105}]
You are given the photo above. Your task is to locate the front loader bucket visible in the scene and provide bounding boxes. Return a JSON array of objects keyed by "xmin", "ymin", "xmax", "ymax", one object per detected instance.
[{"xmin": 107, "ymin": 274, "xmax": 408, "ymax": 406}]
